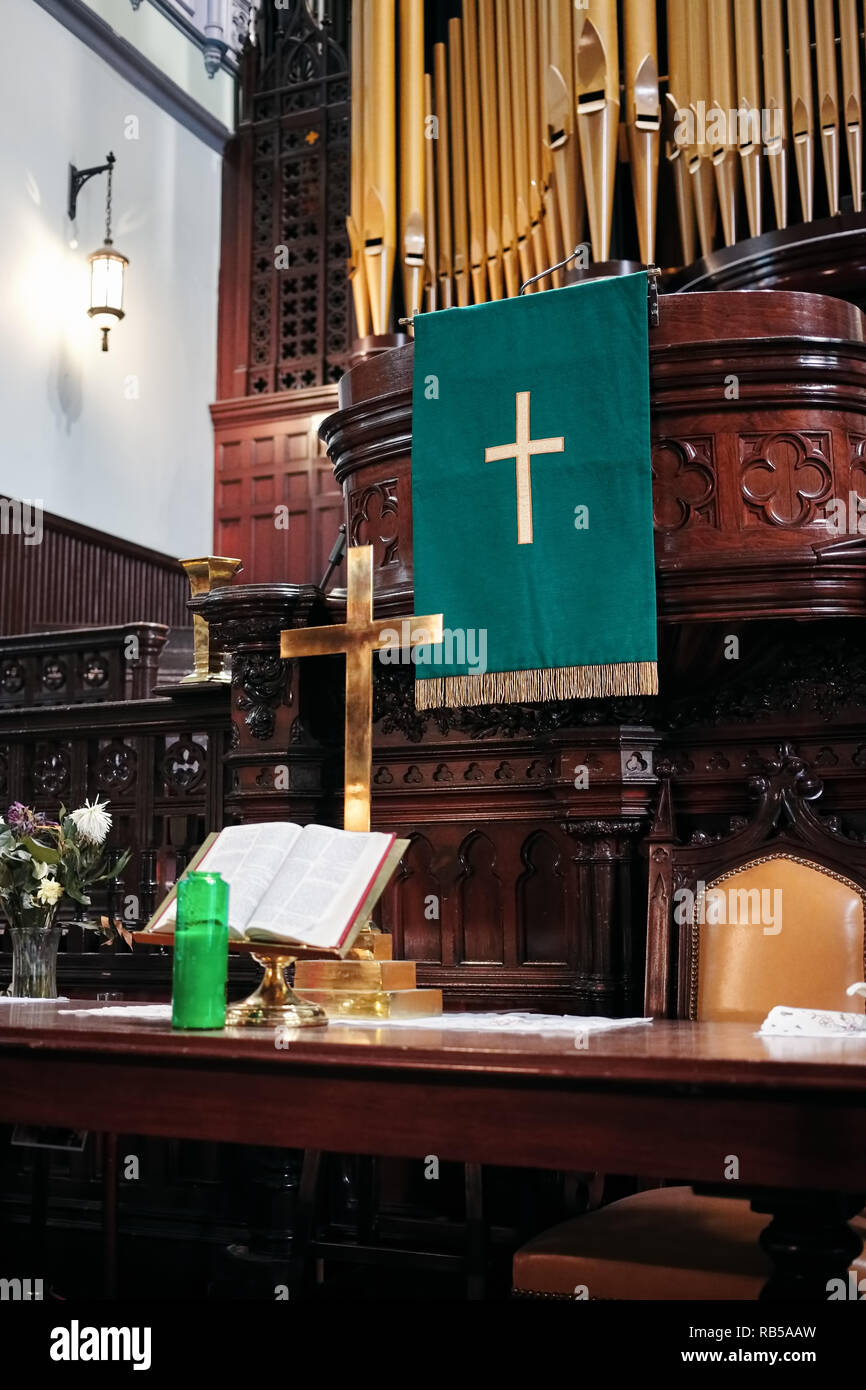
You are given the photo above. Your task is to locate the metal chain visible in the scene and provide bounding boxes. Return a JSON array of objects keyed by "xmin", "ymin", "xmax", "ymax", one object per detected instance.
[{"xmin": 105, "ymin": 160, "xmax": 113, "ymax": 245}]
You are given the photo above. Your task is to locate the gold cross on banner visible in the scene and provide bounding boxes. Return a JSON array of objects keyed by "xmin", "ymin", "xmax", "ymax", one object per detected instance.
[
  {"xmin": 280, "ymin": 546, "xmax": 443, "ymax": 833},
  {"xmin": 484, "ymin": 390, "xmax": 564, "ymax": 545}
]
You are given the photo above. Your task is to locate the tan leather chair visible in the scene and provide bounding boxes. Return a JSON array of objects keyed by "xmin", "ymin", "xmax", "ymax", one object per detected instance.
[{"xmin": 513, "ymin": 854, "xmax": 866, "ymax": 1299}]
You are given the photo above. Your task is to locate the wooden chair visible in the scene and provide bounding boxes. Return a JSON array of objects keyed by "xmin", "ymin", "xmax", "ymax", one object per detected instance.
[{"xmin": 513, "ymin": 744, "xmax": 866, "ymax": 1299}]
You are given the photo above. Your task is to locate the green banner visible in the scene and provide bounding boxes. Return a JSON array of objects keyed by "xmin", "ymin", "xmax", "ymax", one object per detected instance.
[{"xmin": 411, "ymin": 273, "xmax": 658, "ymax": 708}]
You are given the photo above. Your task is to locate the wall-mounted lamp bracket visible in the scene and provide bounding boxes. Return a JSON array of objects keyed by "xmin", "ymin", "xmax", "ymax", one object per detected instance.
[{"xmin": 68, "ymin": 152, "xmax": 115, "ymax": 221}]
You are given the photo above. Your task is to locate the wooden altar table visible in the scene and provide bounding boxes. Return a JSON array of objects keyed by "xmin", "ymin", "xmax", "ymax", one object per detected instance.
[{"xmin": 1, "ymin": 1006, "xmax": 865, "ymax": 1297}]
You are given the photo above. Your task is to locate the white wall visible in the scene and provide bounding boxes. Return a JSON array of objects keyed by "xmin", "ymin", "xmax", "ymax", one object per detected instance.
[{"xmin": 0, "ymin": 0, "xmax": 223, "ymax": 556}]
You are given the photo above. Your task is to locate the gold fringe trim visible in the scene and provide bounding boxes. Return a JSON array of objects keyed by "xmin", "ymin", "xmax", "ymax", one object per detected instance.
[{"xmin": 414, "ymin": 662, "xmax": 659, "ymax": 710}]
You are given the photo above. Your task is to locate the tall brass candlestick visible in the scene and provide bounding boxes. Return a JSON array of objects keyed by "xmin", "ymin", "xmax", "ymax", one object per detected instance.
[
  {"xmin": 576, "ymin": 0, "xmax": 620, "ymax": 263},
  {"xmin": 434, "ymin": 43, "xmax": 453, "ymax": 308},
  {"xmin": 708, "ymin": 0, "xmax": 739, "ymax": 246},
  {"xmin": 478, "ymin": 0, "xmax": 504, "ymax": 298},
  {"xmin": 363, "ymin": 0, "xmax": 396, "ymax": 332},
  {"xmin": 462, "ymin": 0, "xmax": 487, "ymax": 302},
  {"xmin": 546, "ymin": 0, "xmax": 582, "ymax": 262},
  {"xmin": 687, "ymin": 0, "xmax": 718, "ymax": 257},
  {"xmin": 400, "ymin": 0, "xmax": 426, "ymax": 318},
  {"xmin": 787, "ymin": 0, "xmax": 814, "ymax": 221},
  {"xmin": 347, "ymin": 0, "xmax": 371, "ymax": 338},
  {"xmin": 734, "ymin": 0, "xmax": 763, "ymax": 238},
  {"xmin": 761, "ymin": 0, "xmax": 788, "ymax": 228},
  {"xmin": 448, "ymin": 18, "xmax": 471, "ymax": 305},
  {"xmin": 814, "ymin": 0, "xmax": 840, "ymax": 216},
  {"xmin": 180, "ymin": 557, "xmax": 243, "ymax": 684},
  {"xmin": 496, "ymin": 2, "xmax": 520, "ymax": 295},
  {"xmin": 840, "ymin": 0, "xmax": 863, "ymax": 213},
  {"xmin": 666, "ymin": 0, "xmax": 697, "ymax": 264},
  {"xmin": 625, "ymin": 0, "xmax": 660, "ymax": 265}
]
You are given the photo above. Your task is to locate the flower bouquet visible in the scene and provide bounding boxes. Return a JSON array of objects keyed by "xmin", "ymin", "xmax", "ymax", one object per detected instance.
[{"xmin": 0, "ymin": 799, "xmax": 131, "ymax": 997}]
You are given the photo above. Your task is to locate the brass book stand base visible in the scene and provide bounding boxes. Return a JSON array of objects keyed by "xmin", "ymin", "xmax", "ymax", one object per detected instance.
[
  {"xmin": 225, "ymin": 944, "xmax": 327, "ymax": 1028},
  {"xmin": 132, "ymin": 925, "xmax": 440, "ymax": 1028}
]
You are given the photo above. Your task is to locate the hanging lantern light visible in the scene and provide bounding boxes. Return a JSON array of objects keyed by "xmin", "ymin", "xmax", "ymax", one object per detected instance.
[
  {"xmin": 88, "ymin": 246, "xmax": 128, "ymax": 352},
  {"xmin": 68, "ymin": 152, "xmax": 129, "ymax": 351}
]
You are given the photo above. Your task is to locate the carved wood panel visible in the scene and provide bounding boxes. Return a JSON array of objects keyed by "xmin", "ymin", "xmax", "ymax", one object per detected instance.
[
  {"xmin": 739, "ymin": 431, "xmax": 833, "ymax": 528},
  {"xmin": 517, "ymin": 831, "xmax": 569, "ymax": 964},
  {"xmin": 212, "ymin": 392, "xmax": 343, "ymax": 584},
  {"xmin": 652, "ymin": 437, "xmax": 718, "ymax": 530}
]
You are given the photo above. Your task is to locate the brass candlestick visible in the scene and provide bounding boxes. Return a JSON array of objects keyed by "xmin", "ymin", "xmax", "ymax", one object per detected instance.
[{"xmin": 180, "ymin": 556, "xmax": 243, "ymax": 684}]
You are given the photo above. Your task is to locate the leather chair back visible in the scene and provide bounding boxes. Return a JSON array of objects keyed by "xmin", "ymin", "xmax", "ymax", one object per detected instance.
[{"xmin": 696, "ymin": 854, "xmax": 866, "ymax": 1022}]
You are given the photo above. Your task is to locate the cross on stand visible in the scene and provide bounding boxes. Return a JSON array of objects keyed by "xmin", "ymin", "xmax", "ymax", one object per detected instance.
[
  {"xmin": 280, "ymin": 545, "xmax": 443, "ymax": 833},
  {"xmin": 484, "ymin": 389, "xmax": 564, "ymax": 545}
]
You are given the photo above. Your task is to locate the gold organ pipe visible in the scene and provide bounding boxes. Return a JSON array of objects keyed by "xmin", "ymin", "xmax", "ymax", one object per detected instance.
[
  {"xmin": 509, "ymin": 0, "xmax": 534, "ymax": 289},
  {"xmin": 399, "ymin": 0, "xmax": 425, "ymax": 319},
  {"xmin": 434, "ymin": 43, "xmax": 454, "ymax": 307},
  {"xmin": 687, "ymin": 0, "xmax": 719, "ymax": 257},
  {"xmin": 840, "ymin": 0, "xmax": 863, "ymax": 213},
  {"xmin": 546, "ymin": 0, "xmax": 582, "ymax": 262},
  {"xmin": 448, "ymin": 18, "xmax": 471, "ymax": 305},
  {"xmin": 708, "ymin": 0, "xmax": 739, "ymax": 245},
  {"xmin": 524, "ymin": 0, "xmax": 550, "ymax": 287},
  {"xmin": 624, "ymin": 0, "xmax": 660, "ymax": 265},
  {"xmin": 787, "ymin": 0, "xmax": 814, "ymax": 221},
  {"xmin": 575, "ymin": 0, "xmax": 620, "ymax": 263},
  {"xmin": 344, "ymin": 0, "xmax": 866, "ymax": 329},
  {"xmin": 761, "ymin": 0, "xmax": 788, "ymax": 228},
  {"xmin": 424, "ymin": 70, "xmax": 438, "ymax": 311},
  {"xmin": 666, "ymin": 0, "xmax": 697, "ymax": 264},
  {"xmin": 734, "ymin": 0, "xmax": 763, "ymax": 238},
  {"xmin": 496, "ymin": 1, "xmax": 520, "ymax": 295},
  {"xmin": 462, "ymin": 0, "xmax": 487, "ymax": 302},
  {"xmin": 478, "ymin": 0, "xmax": 504, "ymax": 298},
  {"xmin": 538, "ymin": 0, "xmax": 563, "ymax": 284},
  {"xmin": 814, "ymin": 0, "xmax": 840, "ymax": 216},
  {"xmin": 363, "ymin": 0, "xmax": 396, "ymax": 333},
  {"xmin": 347, "ymin": 0, "xmax": 370, "ymax": 337}
]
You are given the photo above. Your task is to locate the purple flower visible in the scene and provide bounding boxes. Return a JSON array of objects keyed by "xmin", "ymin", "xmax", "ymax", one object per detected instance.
[{"xmin": 5, "ymin": 803, "xmax": 44, "ymax": 836}]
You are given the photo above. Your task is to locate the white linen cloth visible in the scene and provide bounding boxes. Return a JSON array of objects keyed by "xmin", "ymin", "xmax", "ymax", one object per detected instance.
[
  {"xmin": 759, "ymin": 1004, "xmax": 866, "ymax": 1037},
  {"xmin": 57, "ymin": 1006, "xmax": 651, "ymax": 1036},
  {"xmin": 0, "ymin": 996, "xmax": 69, "ymax": 1003},
  {"xmin": 328, "ymin": 1012, "xmax": 652, "ymax": 1035},
  {"xmin": 64, "ymin": 1005, "xmax": 171, "ymax": 1021}
]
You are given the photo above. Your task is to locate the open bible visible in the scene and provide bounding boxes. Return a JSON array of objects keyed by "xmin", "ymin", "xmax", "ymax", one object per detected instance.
[{"xmin": 145, "ymin": 823, "xmax": 406, "ymax": 954}]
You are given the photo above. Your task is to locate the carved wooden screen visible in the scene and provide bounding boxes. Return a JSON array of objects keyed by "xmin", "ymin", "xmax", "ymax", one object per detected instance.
[
  {"xmin": 236, "ymin": 0, "xmax": 352, "ymax": 396},
  {"xmin": 214, "ymin": 2, "xmax": 350, "ymax": 585}
]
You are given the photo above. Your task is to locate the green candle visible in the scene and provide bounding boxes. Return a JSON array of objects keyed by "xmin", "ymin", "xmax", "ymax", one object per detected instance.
[{"xmin": 171, "ymin": 871, "xmax": 229, "ymax": 1029}]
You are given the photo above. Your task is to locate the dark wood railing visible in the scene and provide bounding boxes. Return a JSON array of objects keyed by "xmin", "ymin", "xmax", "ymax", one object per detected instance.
[{"xmin": 0, "ymin": 500, "xmax": 190, "ymax": 635}]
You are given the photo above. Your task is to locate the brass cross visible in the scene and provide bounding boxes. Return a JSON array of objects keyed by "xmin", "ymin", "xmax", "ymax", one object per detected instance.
[
  {"xmin": 484, "ymin": 390, "xmax": 564, "ymax": 545},
  {"xmin": 280, "ymin": 545, "xmax": 443, "ymax": 833}
]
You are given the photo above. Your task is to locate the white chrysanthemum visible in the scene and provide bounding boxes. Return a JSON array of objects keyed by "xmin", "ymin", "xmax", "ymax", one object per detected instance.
[
  {"xmin": 70, "ymin": 798, "xmax": 112, "ymax": 846},
  {"xmin": 37, "ymin": 877, "xmax": 63, "ymax": 905}
]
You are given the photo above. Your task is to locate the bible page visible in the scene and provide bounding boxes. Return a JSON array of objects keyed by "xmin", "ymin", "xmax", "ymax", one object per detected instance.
[
  {"xmin": 150, "ymin": 822, "xmax": 302, "ymax": 937},
  {"xmin": 245, "ymin": 825, "xmax": 395, "ymax": 948}
]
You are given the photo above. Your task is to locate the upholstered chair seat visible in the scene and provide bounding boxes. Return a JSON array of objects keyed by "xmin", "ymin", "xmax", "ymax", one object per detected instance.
[
  {"xmin": 513, "ymin": 1188, "xmax": 866, "ymax": 1299},
  {"xmin": 513, "ymin": 851, "xmax": 866, "ymax": 1299}
]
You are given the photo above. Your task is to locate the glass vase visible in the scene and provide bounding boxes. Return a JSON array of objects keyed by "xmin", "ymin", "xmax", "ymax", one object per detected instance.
[{"xmin": 8, "ymin": 922, "xmax": 61, "ymax": 999}]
